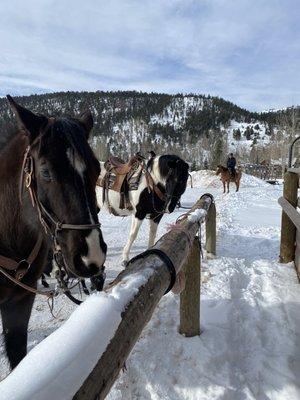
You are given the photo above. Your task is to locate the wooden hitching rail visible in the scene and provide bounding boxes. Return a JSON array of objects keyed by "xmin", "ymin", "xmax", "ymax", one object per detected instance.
[{"xmin": 74, "ymin": 194, "xmax": 216, "ymax": 400}]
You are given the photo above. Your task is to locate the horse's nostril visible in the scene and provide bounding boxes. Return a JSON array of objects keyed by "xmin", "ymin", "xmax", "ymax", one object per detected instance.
[{"xmin": 88, "ymin": 263, "xmax": 99, "ymax": 275}]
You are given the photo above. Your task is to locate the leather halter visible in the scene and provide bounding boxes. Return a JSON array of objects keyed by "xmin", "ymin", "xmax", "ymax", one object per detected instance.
[{"xmin": 0, "ymin": 126, "xmax": 102, "ymax": 295}]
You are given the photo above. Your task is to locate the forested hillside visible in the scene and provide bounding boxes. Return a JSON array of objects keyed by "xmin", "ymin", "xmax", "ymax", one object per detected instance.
[{"xmin": 0, "ymin": 91, "xmax": 296, "ymax": 168}]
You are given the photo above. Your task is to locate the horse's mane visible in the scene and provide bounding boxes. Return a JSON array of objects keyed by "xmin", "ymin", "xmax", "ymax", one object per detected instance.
[
  {"xmin": 0, "ymin": 127, "xmax": 21, "ymax": 156},
  {"xmin": 218, "ymin": 165, "xmax": 228, "ymax": 172},
  {"xmin": 0, "ymin": 129, "xmax": 28, "ymax": 173}
]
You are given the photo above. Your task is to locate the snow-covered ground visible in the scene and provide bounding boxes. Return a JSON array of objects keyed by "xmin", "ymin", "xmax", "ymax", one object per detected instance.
[{"xmin": 1, "ymin": 172, "xmax": 300, "ymax": 400}]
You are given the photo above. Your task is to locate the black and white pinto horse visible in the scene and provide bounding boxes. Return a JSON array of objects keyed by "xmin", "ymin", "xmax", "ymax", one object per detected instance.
[{"xmin": 97, "ymin": 154, "xmax": 189, "ymax": 264}]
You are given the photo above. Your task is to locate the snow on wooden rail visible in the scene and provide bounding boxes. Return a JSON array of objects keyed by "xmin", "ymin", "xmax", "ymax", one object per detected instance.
[{"xmin": 0, "ymin": 194, "xmax": 216, "ymax": 400}]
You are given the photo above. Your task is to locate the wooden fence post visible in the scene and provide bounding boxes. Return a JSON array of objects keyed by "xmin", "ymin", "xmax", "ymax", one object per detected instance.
[
  {"xmin": 206, "ymin": 202, "xmax": 216, "ymax": 255},
  {"xmin": 179, "ymin": 238, "xmax": 201, "ymax": 337},
  {"xmin": 280, "ymin": 171, "xmax": 298, "ymax": 263}
]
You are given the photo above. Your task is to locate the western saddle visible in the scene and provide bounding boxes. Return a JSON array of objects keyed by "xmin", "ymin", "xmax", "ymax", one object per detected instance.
[
  {"xmin": 108, "ymin": 155, "xmax": 142, "ymax": 175},
  {"xmin": 97, "ymin": 153, "xmax": 166, "ymax": 214},
  {"xmin": 98, "ymin": 154, "xmax": 145, "ymax": 212}
]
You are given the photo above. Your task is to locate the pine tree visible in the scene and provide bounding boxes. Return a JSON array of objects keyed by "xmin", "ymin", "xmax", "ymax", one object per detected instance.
[
  {"xmin": 233, "ymin": 128, "xmax": 241, "ymax": 140},
  {"xmin": 211, "ymin": 134, "xmax": 224, "ymax": 168}
]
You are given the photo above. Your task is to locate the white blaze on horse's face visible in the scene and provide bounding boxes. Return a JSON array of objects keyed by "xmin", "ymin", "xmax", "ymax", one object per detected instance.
[
  {"xmin": 66, "ymin": 149, "xmax": 105, "ymax": 270},
  {"xmin": 81, "ymin": 229, "xmax": 106, "ymax": 268},
  {"xmin": 67, "ymin": 148, "xmax": 86, "ymax": 174}
]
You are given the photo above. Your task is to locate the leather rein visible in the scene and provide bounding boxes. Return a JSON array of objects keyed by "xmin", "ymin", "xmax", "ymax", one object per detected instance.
[{"xmin": 0, "ymin": 134, "xmax": 101, "ymax": 299}]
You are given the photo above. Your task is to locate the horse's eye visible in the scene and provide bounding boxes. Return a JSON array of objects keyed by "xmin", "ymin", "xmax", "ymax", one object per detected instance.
[{"xmin": 41, "ymin": 168, "xmax": 52, "ymax": 182}]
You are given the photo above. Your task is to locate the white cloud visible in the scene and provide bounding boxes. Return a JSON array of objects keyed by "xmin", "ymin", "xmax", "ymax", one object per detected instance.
[{"xmin": 0, "ymin": 0, "xmax": 299, "ymax": 110}]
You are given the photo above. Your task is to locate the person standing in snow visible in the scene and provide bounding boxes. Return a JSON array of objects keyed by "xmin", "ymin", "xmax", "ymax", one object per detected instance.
[{"xmin": 227, "ymin": 153, "xmax": 237, "ymax": 177}]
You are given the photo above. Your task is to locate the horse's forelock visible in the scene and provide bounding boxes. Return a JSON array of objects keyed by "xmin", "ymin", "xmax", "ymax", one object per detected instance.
[
  {"xmin": 40, "ymin": 118, "xmax": 95, "ymax": 167},
  {"xmin": 36, "ymin": 117, "xmax": 99, "ymax": 191}
]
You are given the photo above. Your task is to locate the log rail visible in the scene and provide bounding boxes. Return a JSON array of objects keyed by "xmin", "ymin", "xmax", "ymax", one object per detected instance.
[
  {"xmin": 74, "ymin": 194, "xmax": 216, "ymax": 399},
  {"xmin": 0, "ymin": 194, "xmax": 216, "ymax": 400}
]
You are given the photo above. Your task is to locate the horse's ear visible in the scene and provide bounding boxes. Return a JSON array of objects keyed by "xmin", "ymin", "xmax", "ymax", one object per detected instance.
[
  {"xmin": 148, "ymin": 150, "xmax": 156, "ymax": 159},
  {"xmin": 7, "ymin": 95, "xmax": 48, "ymax": 143},
  {"xmin": 79, "ymin": 111, "xmax": 93, "ymax": 137}
]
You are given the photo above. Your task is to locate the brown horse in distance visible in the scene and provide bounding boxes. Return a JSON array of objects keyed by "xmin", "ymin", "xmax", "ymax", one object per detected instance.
[{"xmin": 216, "ymin": 165, "xmax": 242, "ymax": 193}]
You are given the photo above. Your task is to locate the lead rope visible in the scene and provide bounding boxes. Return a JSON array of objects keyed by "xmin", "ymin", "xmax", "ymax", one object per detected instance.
[
  {"xmin": 53, "ymin": 250, "xmax": 83, "ymax": 306},
  {"xmin": 47, "ymin": 296, "xmax": 58, "ymax": 319}
]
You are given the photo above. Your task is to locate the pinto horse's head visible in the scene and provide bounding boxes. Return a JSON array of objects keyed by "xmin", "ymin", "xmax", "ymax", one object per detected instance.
[
  {"xmin": 7, "ymin": 95, "xmax": 107, "ymax": 278},
  {"xmin": 156, "ymin": 155, "xmax": 189, "ymax": 213}
]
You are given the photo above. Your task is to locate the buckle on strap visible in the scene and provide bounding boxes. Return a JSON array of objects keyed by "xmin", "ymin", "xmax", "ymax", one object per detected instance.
[
  {"xmin": 25, "ymin": 156, "xmax": 34, "ymax": 188},
  {"xmin": 16, "ymin": 259, "xmax": 31, "ymax": 280},
  {"xmin": 55, "ymin": 222, "xmax": 63, "ymax": 232}
]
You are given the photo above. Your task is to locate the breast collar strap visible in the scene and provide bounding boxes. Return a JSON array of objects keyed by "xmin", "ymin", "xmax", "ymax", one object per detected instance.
[{"xmin": 144, "ymin": 170, "xmax": 166, "ymax": 202}]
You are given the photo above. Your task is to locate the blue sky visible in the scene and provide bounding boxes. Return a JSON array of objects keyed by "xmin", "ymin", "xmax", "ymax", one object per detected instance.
[{"xmin": 0, "ymin": 0, "xmax": 299, "ymax": 111}]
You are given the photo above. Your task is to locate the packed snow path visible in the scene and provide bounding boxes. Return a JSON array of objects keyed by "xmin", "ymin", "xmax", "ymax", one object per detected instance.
[{"xmin": 0, "ymin": 172, "xmax": 299, "ymax": 399}]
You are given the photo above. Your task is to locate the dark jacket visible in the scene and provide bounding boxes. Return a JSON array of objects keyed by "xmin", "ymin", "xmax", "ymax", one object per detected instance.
[{"xmin": 227, "ymin": 157, "xmax": 236, "ymax": 169}]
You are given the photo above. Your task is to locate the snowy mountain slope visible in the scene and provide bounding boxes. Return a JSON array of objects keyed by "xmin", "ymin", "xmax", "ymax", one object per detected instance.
[
  {"xmin": 0, "ymin": 173, "xmax": 299, "ymax": 400},
  {"xmin": 0, "ymin": 91, "xmax": 285, "ymax": 166},
  {"xmin": 149, "ymin": 96, "xmax": 205, "ymax": 129}
]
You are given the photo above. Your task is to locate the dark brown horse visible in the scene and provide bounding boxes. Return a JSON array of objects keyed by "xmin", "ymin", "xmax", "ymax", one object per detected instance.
[
  {"xmin": 0, "ymin": 96, "xmax": 107, "ymax": 370},
  {"xmin": 216, "ymin": 165, "xmax": 242, "ymax": 193}
]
